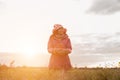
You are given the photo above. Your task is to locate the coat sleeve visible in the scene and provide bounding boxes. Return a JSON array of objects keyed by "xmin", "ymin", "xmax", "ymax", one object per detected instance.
[
  {"xmin": 67, "ymin": 38, "xmax": 72, "ymax": 50},
  {"xmin": 47, "ymin": 36, "xmax": 54, "ymax": 54},
  {"xmin": 64, "ymin": 38, "xmax": 72, "ymax": 54}
]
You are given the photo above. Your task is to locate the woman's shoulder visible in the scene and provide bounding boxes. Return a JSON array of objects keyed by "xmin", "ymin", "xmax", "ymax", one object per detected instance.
[
  {"xmin": 49, "ymin": 34, "xmax": 55, "ymax": 40},
  {"xmin": 64, "ymin": 34, "xmax": 70, "ymax": 39},
  {"xmin": 50, "ymin": 34, "xmax": 54, "ymax": 38}
]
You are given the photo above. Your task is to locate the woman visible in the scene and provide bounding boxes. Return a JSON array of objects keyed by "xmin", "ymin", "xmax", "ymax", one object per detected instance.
[{"xmin": 47, "ymin": 24, "xmax": 72, "ymax": 70}]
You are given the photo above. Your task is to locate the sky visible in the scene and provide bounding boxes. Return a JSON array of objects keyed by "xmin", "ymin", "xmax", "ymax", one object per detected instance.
[{"xmin": 0, "ymin": 0, "xmax": 120, "ymax": 67}]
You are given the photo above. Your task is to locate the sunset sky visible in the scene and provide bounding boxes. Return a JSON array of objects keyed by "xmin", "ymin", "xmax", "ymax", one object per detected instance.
[{"xmin": 0, "ymin": 0, "xmax": 120, "ymax": 67}]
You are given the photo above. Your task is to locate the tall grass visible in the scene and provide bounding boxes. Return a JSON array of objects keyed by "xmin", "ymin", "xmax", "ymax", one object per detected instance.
[{"xmin": 0, "ymin": 67, "xmax": 120, "ymax": 80}]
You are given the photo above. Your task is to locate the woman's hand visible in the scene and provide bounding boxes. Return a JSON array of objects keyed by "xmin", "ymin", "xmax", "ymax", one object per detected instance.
[
  {"xmin": 54, "ymin": 48, "xmax": 71, "ymax": 55},
  {"xmin": 48, "ymin": 48, "xmax": 71, "ymax": 55}
]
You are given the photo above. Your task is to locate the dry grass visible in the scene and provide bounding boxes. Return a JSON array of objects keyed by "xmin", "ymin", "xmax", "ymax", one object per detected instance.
[{"xmin": 0, "ymin": 67, "xmax": 120, "ymax": 80}]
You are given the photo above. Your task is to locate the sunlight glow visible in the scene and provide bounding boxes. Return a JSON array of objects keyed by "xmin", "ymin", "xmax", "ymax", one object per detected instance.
[
  {"xmin": 17, "ymin": 38, "xmax": 40, "ymax": 59},
  {"xmin": 21, "ymin": 47, "xmax": 37, "ymax": 58}
]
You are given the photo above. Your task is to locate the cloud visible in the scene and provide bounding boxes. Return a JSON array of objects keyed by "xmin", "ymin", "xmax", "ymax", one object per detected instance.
[
  {"xmin": 88, "ymin": 0, "xmax": 120, "ymax": 14},
  {"xmin": 0, "ymin": 1, "xmax": 2, "ymax": 5},
  {"xmin": 0, "ymin": 0, "xmax": 6, "ymax": 9},
  {"xmin": 72, "ymin": 32, "xmax": 120, "ymax": 54},
  {"xmin": 0, "ymin": 0, "xmax": 5, "ymax": 5},
  {"xmin": 71, "ymin": 33, "xmax": 120, "ymax": 67}
]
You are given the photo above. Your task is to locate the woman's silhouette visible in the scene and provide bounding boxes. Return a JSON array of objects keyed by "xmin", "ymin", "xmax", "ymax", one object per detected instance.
[{"xmin": 47, "ymin": 24, "xmax": 72, "ymax": 71}]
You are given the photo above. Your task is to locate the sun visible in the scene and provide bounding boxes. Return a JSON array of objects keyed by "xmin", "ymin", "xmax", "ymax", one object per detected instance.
[
  {"xmin": 21, "ymin": 47, "xmax": 37, "ymax": 58},
  {"xmin": 16, "ymin": 33, "xmax": 48, "ymax": 59},
  {"xmin": 19, "ymin": 41, "xmax": 39, "ymax": 59}
]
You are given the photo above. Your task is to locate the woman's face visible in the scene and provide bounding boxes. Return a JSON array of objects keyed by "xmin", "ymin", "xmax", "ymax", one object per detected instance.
[{"xmin": 57, "ymin": 28, "xmax": 65, "ymax": 35}]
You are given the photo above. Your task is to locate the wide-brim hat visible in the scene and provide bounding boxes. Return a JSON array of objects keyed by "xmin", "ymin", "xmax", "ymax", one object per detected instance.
[{"xmin": 52, "ymin": 24, "xmax": 67, "ymax": 34}]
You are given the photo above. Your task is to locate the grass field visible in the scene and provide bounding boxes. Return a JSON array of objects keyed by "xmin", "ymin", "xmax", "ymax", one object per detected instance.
[{"xmin": 0, "ymin": 67, "xmax": 120, "ymax": 80}]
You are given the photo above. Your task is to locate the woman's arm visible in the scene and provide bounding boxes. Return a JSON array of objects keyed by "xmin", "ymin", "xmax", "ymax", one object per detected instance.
[
  {"xmin": 65, "ymin": 38, "xmax": 72, "ymax": 54},
  {"xmin": 56, "ymin": 38, "xmax": 72, "ymax": 55},
  {"xmin": 47, "ymin": 36, "xmax": 54, "ymax": 54}
]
